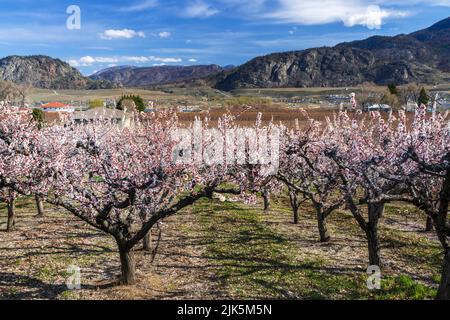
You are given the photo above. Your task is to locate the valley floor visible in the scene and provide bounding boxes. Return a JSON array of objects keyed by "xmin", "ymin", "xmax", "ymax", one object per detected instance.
[{"xmin": 0, "ymin": 195, "xmax": 442, "ymax": 300}]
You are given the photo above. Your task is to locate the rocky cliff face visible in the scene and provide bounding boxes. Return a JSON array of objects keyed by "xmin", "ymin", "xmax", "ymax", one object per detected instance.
[
  {"xmin": 90, "ymin": 64, "xmax": 230, "ymax": 87},
  {"xmin": 0, "ymin": 55, "xmax": 114, "ymax": 89},
  {"xmin": 213, "ymin": 17, "xmax": 450, "ymax": 91}
]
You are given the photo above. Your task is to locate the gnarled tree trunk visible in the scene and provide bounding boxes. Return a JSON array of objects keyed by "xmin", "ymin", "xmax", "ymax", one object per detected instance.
[
  {"xmin": 143, "ymin": 229, "xmax": 152, "ymax": 252},
  {"xmin": 317, "ymin": 212, "xmax": 331, "ymax": 243},
  {"xmin": 366, "ymin": 203, "xmax": 384, "ymax": 267},
  {"xmin": 426, "ymin": 216, "xmax": 434, "ymax": 231},
  {"xmin": 35, "ymin": 195, "xmax": 45, "ymax": 217},
  {"xmin": 6, "ymin": 197, "xmax": 16, "ymax": 232},
  {"xmin": 117, "ymin": 242, "xmax": 136, "ymax": 285},
  {"xmin": 262, "ymin": 189, "xmax": 270, "ymax": 212},
  {"xmin": 378, "ymin": 204, "xmax": 385, "ymax": 219},
  {"xmin": 436, "ymin": 168, "xmax": 450, "ymax": 299},
  {"xmin": 293, "ymin": 206, "xmax": 299, "ymax": 225},
  {"xmin": 313, "ymin": 202, "xmax": 332, "ymax": 243},
  {"xmin": 437, "ymin": 250, "xmax": 450, "ymax": 300},
  {"xmin": 366, "ymin": 225, "xmax": 381, "ymax": 267},
  {"xmin": 289, "ymin": 191, "xmax": 300, "ymax": 225}
]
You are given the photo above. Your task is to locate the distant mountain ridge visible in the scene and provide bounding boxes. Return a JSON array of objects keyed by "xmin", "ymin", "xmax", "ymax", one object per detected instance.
[
  {"xmin": 211, "ymin": 17, "xmax": 450, "ymax": 91},
  {"xmin": 0, "ymin": 17, "xmax": 449, "ymax": 91},
  {"xmin": 0, "ymin": 55, "xmax": 114, "ymax": 90},
  {"xmin": 90, "ymin": 64, "xmax": 234, "ymax": 87}
]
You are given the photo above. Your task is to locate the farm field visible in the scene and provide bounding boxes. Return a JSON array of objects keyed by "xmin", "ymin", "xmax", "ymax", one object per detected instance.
[
  {"xmin": 28, "ymin": 88, "xmax": 167, "ymax": 102},
  {"xmin": 26, "ymin": 86, "xmax": 382, "ymax": 103},
  {"xmin": 0, "ymin": 195, "xmax": 441, "ymax": 300},
  {"xmin": 27, "ymin": 87, "xmax": 231, "ymax": 107},
  {"xmin": 231, "ymin": 84, "xmax": 450, "ymax": 98}
]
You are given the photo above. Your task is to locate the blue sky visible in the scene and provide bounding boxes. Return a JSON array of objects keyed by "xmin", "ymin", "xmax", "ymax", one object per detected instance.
[{"xmin": 0, "ymin": 0, "xmax": 449, "ymax": 75}]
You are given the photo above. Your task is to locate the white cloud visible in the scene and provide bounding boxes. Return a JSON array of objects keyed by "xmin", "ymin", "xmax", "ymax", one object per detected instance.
[
  {"xmin": 159, "ymin": 31, "xmax": 172, "ymax": 38},
  {"xmin": 68, "ymin": 56, "xmax": 119, "ymax": 67},
  {"xmin": 94, "ymin": 57, "xmax": 120, "ymax": 64},
  {"xmin": 69, "ymin": 55, "xmax": 182, "ymax": 68},
  {"xmin": 68, "ymin": 59, "xmax": 80, "ymax": 67},
  {"xmin": 183, "ymin": 0, "xmax": 219, "ymax": 18},
  {"xmin": 122, "ymin": 0, "xmax": 158, "ymax": 12},
  {"xmin": 377, "ymin": 0, "xmax": 450, "ymax": 6},
  {"xmin": 100, "ymin": 29, "xmax": 146, "ymax": 40},
  {"xmin": 188, "ymin": 58, "xmax": 198, "ymax": 62},
  {"xmin": 265, "ymin": 0, "xmax": 409, "ymax": 29},
  {"xmin": 122, "ymin": 56, "xmax": 182, "ymax": 63},
  {"xmin": 149, "ymin": 56, "xmax": 183, "ymax": 63},
  {"xmin": 122, "ymin": 56, "xmax": 151, "ymax": 63}
]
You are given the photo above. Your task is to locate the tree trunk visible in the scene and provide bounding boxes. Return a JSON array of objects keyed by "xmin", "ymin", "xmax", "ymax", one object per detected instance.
[
  {"xmin": 436, "ymin": 169, "xmax": 450, "ymax": 299},
  {"xmin": 378, "ymin": 205, "xmax": 385, "ymax": 219},
  {"xmin": 6, "ymin": 198, "xmax": 16, "ymax": 232},
  {"xmin": 293, "ymin": 206, "xmax": 299, "ymax": 225},
  {"xmin": 366, "ymin": 226, "xmax": 381, "ymax": 267},
  {"xmin": 35, "ymin": 195, "xmax": 45, "ymax": 217},
  {"xmin": 426, "ymin": 216, "xmax": 434, "ymax": 232},
  {"xmin": 118, "ymin": 243, "xmax": 136, "ymax": 285},
  {"xmin": 143, "ymin": 229, "xmax": 152, "ymax": 252},
  {"xmin": 289, "ymin": 190, "xmax": 300, "ymax": 225},
  {"xmin": 366, "ymin": 203, "xmax": 384, "ymax": 267},
  {"xmin": 262, "ymin": 189, "xmax": 270, "ymax": 212},
  {"xmin": 317, "ymin": 213, "xmax": 331, "ymax": 243},
  {"xmin": 437, "ymin": 250, "xmax": 450, "ymax": 300}
]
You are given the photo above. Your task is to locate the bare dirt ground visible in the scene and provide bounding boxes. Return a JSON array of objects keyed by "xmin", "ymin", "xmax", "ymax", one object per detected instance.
[{"xmin": 0, "ymin": 196, "xmax": 442, "ymax": 300}]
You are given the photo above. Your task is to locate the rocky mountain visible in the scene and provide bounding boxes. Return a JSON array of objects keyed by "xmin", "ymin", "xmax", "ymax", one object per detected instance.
[
  {"xmin": 0, "ymin": 55, "xmax": 114, "ymax": 90},
  {"xmin": 213, "ymin": 17, "xmax": 450, "ymax": 91},
  {"xmin": 90, "ymin": 64, "xmax": 232, "ymax": 87}
]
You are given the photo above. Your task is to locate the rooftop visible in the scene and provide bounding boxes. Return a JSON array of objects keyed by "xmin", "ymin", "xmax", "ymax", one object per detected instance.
[{"xmin": 40, "ymin": 102, "xmax": 71, "ymax": 109}]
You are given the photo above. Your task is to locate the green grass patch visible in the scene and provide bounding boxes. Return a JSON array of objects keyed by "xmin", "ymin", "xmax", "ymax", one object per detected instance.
[
  {"xmin": 376, "ymin": 275, "xmax": 437, "ymax": 300},
  {"xmin": 188, "ymin": 198, "xmax": 440, "ymax": 300},
  {"xmin": 191, "ymin": 200, "xmax": 359, "ymax": 299}
]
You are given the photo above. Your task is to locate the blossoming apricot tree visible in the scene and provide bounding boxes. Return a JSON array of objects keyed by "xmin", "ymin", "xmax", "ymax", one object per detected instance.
[{"xmin": 278, "ymin": 115, "xmax": 344, "ymax": 240}]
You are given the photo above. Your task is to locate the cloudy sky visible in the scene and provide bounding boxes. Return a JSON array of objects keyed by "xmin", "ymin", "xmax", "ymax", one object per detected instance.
[{"xmin": 0, "ymin": 0, "xmax": 449, "ymax": 75}]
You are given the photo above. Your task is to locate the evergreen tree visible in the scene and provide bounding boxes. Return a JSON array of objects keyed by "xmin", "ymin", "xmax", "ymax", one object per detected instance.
[
  {"xmin": 32, "ymin": 108, "xmax": 45, "ymax": 129},
  {"xmin": 117, "ymin": 95, "xmax": 145, "ymax": 112},
  {"xmin": 418, "ymin": 87, "xmax": 430, "ymax": 106},
  {"xmin": 388, "ymin": 84, "xmax": 398, "ymax": 95}
]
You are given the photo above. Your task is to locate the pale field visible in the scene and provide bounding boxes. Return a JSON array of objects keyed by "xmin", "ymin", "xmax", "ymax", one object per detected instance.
[
  {"xmin": 27, "ymin": 86, "xmax": 229, "ymax": 107},
  {"xmin": 27, "ymin": 84, "xmax": 450, "ymax": 106},
  {"xmin": 232, "ymin": 84, "xmax": 450, "ymax": 97},
  {"xmin": 29, "ymin": 88, "xmax": 170, "ymax": 103},
  {"xmin": 27, "ymin": 84, "xmax": 449, "ymax": 124}
]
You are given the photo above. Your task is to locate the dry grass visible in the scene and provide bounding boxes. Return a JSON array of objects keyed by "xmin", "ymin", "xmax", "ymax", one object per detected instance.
[{"xmin": 0, "ymin": 195, "xmax": 441, "ymax": 300}]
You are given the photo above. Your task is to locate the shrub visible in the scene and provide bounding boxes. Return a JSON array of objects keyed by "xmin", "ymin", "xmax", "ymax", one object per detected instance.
[
  {"xmin": 89, "ymin": 99, "xmax": 104, "ymax": 109},
  {"xmin": 388, "ymin": 84, "xmax": 399, "ymax": 95},
  {"xmin": 418, "ymin": 87, "xmax": 430, "ymax": 106},
  {"xmin": 32, "ymin": 108, "xmax": 45, "ymax": 129}
]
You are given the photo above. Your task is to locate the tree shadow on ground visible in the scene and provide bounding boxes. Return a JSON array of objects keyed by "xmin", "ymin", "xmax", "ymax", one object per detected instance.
[
  {"xmin": 0, "ymin": 272, "xmax": 67, "ymax": 299},
  {"xmin": 0, "ymin": 272, "xmax": 116, "ymax": 300}
]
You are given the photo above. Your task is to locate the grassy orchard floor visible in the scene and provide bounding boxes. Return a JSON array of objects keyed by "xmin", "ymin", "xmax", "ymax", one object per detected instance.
[{"xmin": 0, "ymin": 195, "xmax": 442, "ymax": 300}]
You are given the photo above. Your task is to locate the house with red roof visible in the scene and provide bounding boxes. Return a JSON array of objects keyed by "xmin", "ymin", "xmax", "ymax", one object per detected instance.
[{"xmin": 40, "ymin": 102, "xmax": 75, "ymax": 113}]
